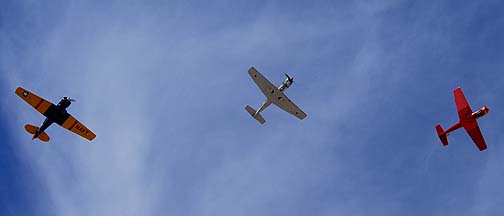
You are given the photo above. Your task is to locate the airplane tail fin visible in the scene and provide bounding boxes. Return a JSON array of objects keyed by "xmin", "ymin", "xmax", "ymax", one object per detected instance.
[
  {"xmin": 245, "ymin": 105, "xmax": 266, "ymax": 124},
  {"xmin": 24, "ymin": 124, "xmax": 50, "ymax": 142},
  {"xmin": 436, "ymin": 124, "xmax": 448, "ymax": 146}
]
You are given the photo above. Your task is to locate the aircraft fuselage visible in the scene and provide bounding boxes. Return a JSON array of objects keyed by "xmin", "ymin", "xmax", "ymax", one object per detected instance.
[
  {"xmin": 253, "ymin": 80, "xmax": 293, "ymax": 117},
  {"xmin": 33, "ymin": 98, "xmax": 72, "ymax": 139},
  {"xmin": 442, "ymin": 106, "xmax": 489, "ymax": 136}
]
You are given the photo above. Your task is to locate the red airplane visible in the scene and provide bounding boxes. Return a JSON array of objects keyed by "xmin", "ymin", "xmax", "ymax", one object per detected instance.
[{"xmin": 436, "ymin": 87, "xmax": 489, "ymax": 151}]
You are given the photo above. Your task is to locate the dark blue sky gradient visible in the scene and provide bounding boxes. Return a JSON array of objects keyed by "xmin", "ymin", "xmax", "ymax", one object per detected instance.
[{"xmin": 0, "ymin": 83, "xmax": 40, "ymax": 216}]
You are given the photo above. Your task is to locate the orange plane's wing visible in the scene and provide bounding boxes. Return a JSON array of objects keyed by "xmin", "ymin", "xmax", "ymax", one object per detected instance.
[
  {"xmin": 59, "ymin": 115, "xmax": 96, "ymax": 141},
  {"xmin": 15, "ymin": 87, "xmax": 54, "ymax": 116},
  {"xmin": 454, "ymin": 87, "xmax": 473, "ymax": 121}
]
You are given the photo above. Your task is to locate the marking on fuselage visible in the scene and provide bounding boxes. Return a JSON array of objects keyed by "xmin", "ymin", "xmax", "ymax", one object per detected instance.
[{"xmin": 22, "ymin": 91, "xmax": 29, "ymax": 97}]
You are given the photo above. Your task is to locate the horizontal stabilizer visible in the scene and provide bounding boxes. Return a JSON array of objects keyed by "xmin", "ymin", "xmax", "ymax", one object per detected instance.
[
  {"xmin": 24, "ymin": 124, "xmax": 38, "ymax": 134},
  {"xmin": 24, "ymin": 124, "xmax": 50, "ymax": 142},
  {"xmin": 245, "ymin": 105, "xmax": 266, "ymax": 124},
  {"xmin": 436, "ymin": 124, "xmax": 448, "ymax": 146},
  {"xmin": 38, "ymin": 132, "xmax": 50, "ymax": 142}
]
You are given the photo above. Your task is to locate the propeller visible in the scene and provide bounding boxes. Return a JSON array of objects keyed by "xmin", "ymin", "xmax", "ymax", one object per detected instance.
[
  {"xmin": 285, "ymin": 73, "xmax": 294, "ymax": 82},
  {"xmin": 63, "ymin": 97, "xmax": 76, "ymax": 102}
]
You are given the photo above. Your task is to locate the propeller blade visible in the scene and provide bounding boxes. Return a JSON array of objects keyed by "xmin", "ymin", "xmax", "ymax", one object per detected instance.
[
  {"xmin": 285, "ymin": 74, "xmax": 295, "ymax": 83},
  {"xmin": 65, "ymin": 97, "xmax": 76, "ymax": 102}
]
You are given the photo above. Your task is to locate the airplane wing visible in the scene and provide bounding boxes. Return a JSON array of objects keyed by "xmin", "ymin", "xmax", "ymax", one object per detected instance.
[
  {"xmin": 15, "ymin": 87, "xmax": 54, "ymax": 116},
  {"xmin": 248, "ymin": 67, "xmax": 277, "ymax": 98},
  {"xmin": 454, "ymin": 87, "xmax": 473, "ymax": 121},
  {"xmin": 462, "ymin": 119, "xmax": 488, "ymax": 151},
  {"xmin": 59, "ymin": 115, "xmax": 96, "ymax": 141},
  {"xmin": 272, "ymin": 93, "xmax": 307, "ymax": 120}
]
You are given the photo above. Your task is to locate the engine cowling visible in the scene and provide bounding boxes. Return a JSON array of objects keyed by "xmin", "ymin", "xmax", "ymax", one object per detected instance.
[
  {"xmin": 57, "ymin": 97, "xmax": 73, "ymax": 109},
  {"xmin": 278, "ymin": 78, "xmax": 293, "ymax": 91},
  {"xmin": 472, "ymin": 106, "xmax": 489, "ymax": 119}
]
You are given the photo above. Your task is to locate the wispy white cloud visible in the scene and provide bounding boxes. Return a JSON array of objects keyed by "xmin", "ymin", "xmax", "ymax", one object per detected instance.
[{"xmin": 0, "ymin": 1, "xmax": 416, "ymax": 215}]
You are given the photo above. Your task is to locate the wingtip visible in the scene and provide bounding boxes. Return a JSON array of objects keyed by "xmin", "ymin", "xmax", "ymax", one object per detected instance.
[
  {"xmin": 88, "ymin": 135, "xmax": 97, "ymax": 141},
  {"xmin": 248, "ymin": 66, "xmax": 257, "ymax": 73}
]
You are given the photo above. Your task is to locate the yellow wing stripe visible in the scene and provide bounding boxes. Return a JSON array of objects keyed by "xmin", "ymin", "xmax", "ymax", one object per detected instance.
[
  {"xmin": 34, "ymin": 99, "xmax": 44, "ymax": 109},
  {"xmin": 37, "ymin": 100, "xmax": 52, "ymax": 114},
  {"xmin": 61, "ymin": 116, "xmax": 76, "ymax": 129}
]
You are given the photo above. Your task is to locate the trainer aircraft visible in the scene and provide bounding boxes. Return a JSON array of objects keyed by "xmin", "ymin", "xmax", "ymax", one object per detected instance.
[
  {"xmin": 436, "ymin": 87, "xmax": 489, "ymax": 151},
  {"xmin": 15, "ymin": 87, "xmax": 96, "ymax": 142},
  {"xmin": 245, "ymin": 67, "xmax": 307, "ymax": 124}
]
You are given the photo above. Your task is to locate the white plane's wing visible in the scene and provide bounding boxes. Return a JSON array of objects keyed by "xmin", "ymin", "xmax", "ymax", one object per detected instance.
[
  {"xmin": 272, "ymin": 93, "xmax": 307, "ymax": 120},
  {"xmin": 248, "ymin": 67, "xmax": 277, "ymax": 98}
]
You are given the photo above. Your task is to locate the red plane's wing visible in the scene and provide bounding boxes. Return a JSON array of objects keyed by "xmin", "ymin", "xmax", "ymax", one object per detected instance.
[
  {"xmin": 454, "ymin": 87, "xmax": 473, "ymax": 121},
  {"xmin": 462, "ymin": 120, "xmax": 488, "ymax": 151},
  {"xmin": 454, "ymin": 87, "xmax": 488, "ymax": 151}
]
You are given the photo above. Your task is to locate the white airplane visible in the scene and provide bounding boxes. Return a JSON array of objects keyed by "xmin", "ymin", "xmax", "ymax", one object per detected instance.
[{"xmin": 245, "ymin": 67, "xmax": 307, "ymax": 124}]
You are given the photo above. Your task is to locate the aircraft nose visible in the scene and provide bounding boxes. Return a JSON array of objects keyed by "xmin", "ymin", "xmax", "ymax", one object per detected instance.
[{"xmin": 482, "ymin": 106, "xmax": 489, "ymax": 114}]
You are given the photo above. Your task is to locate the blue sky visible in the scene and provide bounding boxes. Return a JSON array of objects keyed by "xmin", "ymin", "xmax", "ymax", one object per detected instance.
[{"xmin": 1, "ymin": 0, "xmax": 504, "ymax": 215}]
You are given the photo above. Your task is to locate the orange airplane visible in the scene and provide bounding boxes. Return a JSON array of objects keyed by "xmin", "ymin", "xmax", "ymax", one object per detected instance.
[
  {"xmin": 15, "ymin": 87, "xmax": 96, "ymax": 142},
  {"xmin": 436, "ymin": 87, "xmax": 489, "ymax": 151}
]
